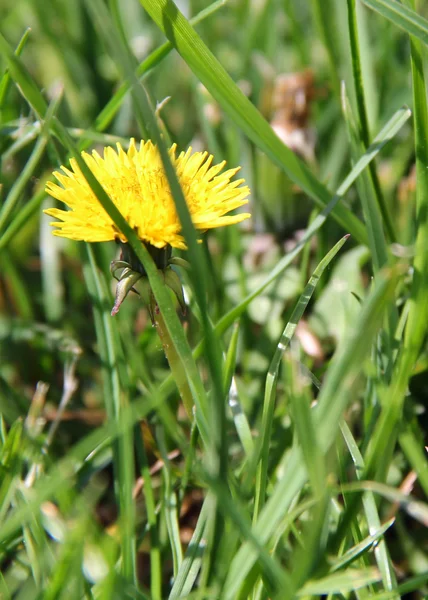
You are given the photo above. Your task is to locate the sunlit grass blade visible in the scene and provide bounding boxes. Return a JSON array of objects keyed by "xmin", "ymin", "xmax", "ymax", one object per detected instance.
[
  {"xmin": 341, "ymin": 81, "xmax": 398, "ymax": 382},
  {"xmin": 329, "ymin": 518, "xmax": 395, "ymax": 572},
  {"xmin": 340, "ymin": 421, "xmax": 398, "ymax": 594},
  {"xmin": 0, "ymin": 188, "xmax": 45, "ymax": 252},
  {"xmin": 0, "ymin": 420, "xmax": 23, "ymax": 521},
  {"xmin": 362, "ymin": 0, "xmax": 428, "ymax": 45},
  {"xmin": 370, "ymin": 573, "xmax": 428, "ymax": 599},
  {"xmin": 157, "ymin": 428, "xmax": 183, "ymax": 578},
  {"xmin": 253, "ymin": 234, "xmax": 349, "ymax": 523},
  {"xmin": 204, "ymin": 475, "xmax": 292, "ymax": 597},
  {"xmin": 0, "ymin": 250, "xmax": 33, "ymax": 319},
  {"xmin": 223, "ymin": 324, "xmax": 255, "ymax": 458},
  {"xmin": 296, "ymin": 568, "xmax": 381, "ymax": 596},
  {"xmin": 168, "ymin": 499, "xmax": 209, "ymax": 599},
  {"xmin": 284, "ymin": 359, "xmax": 329, "ymax": 597},
  {"xmin": 342, "ymin": 90, "xmax": 387, "ymax": 267},
  {"xmin": 134, "ymin": 425, "xmax": 162, "ymax": 600},
  {"xmin": 311, "ymin": 0, "xmax": 342, "ymax": 96}
]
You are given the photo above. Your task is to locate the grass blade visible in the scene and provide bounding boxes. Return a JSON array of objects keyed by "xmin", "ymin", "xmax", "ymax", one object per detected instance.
[
  {"xmin": 340, "ymin": 421, "xmax": 398, "ymax": 594},
  {"xmin": 253, "ymin": 235, "xmax": 349, "ymax": 523},
  {"xmin": 362, "ymin": 0, "xmax": 428, "ymax": 45}
]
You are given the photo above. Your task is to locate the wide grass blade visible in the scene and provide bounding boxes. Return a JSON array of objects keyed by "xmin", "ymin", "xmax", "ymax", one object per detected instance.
[
  {"xmin": 362, "ymin": 0, "xmax": 428, "ymax": 45},
  {"xmin": 297, "ymin": 568, "xmax": 381, "ymax": 595}
]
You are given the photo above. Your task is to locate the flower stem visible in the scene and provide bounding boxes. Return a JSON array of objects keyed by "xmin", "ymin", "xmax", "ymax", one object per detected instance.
[{"xmin": 152, "ymin": 298, "xmax": 194, "ymax": 420}]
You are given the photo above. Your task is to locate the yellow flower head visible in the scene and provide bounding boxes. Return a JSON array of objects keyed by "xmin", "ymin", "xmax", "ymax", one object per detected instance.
[{"xmin": 44, "ymin": 139, "xmax": 250, "ymax": 249}]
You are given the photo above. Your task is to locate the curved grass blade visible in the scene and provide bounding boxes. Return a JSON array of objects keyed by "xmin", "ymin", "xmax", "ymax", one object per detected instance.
[
  {"xmin": 329, "ymin": 518, "xmax": 395, "ymax": 572},
  {"xmin": 362, "ymin": 0, "xmax": 428, "ymax": 45},
  {"xmin": 339, "ymin": 481, "xmax": 428, "ymax": 526},
  {"xmin": 253, "ymin": 234, "xmax": 350, "ymax": 523},
  {"xmin": 297, "ymin": 568, "xmax": 381, "ymax": 596},
  {"xmin": 0, "ymin": 28, "xmax": 30, "ymax": 113},
  {"xmin": 0, "ymin": 31, "xmax": 48, "ymax": 117}
]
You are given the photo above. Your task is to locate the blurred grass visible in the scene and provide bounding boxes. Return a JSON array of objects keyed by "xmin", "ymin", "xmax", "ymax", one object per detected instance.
[{"xmin": 1, "ymin": 0, "xmax": 428, "ymax": 599}]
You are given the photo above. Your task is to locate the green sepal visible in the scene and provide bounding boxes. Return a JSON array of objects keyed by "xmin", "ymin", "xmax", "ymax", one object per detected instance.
[
  {"xmin": 164, "ymin": 267, "xmax": 186, "ymax": 314},
  {"xmin": 169, "ymin": 256, "xmax": 190, "ymax": 270},
  {"xmin": 134, "ymin": 277, "xmax": 154, "ymax": 308},
  {"xmin": 111, "ymin": 268, "xmax": 143, "ymax": 316},
  {"xmin": 110, "ymin": 259, "xmax": 133, "ymax": 280}
]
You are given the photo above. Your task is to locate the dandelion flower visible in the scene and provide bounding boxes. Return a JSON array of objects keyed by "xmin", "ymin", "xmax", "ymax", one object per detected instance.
[{"xmin": 44, "ymin": 139, "xmax": 250, "ymax": 249}]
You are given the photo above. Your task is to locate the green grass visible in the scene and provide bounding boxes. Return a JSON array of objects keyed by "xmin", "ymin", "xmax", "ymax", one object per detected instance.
[{"xmin": 1, "ymin": 0, "xmax": 428, "ymax": 598}]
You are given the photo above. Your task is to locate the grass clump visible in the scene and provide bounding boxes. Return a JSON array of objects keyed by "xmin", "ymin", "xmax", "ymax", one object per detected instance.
[{"xmin": 1, "ymin": 0, "xmax": 428, "ymax": 598}]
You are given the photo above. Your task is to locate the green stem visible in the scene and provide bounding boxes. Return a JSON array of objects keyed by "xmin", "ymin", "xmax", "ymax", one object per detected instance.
[{"xmin": 151, "ymin": 298, "xmax": 194, "ymax": 420}]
